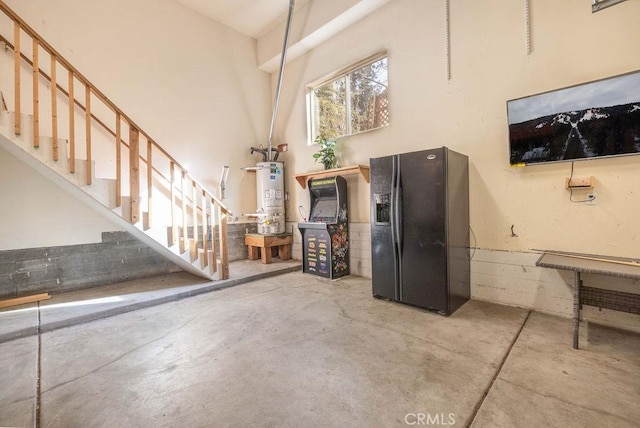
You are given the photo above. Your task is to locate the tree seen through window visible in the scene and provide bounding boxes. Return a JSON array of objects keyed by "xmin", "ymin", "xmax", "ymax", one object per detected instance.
[{"xmin": 310, "ymin": 56, "xmax": 388, "ymax": 142}]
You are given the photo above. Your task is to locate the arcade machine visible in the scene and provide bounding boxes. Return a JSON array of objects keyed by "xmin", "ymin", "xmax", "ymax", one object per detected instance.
[{"xmin": 298, "ymin": 176, "xmax": 349, "ymax": 279}]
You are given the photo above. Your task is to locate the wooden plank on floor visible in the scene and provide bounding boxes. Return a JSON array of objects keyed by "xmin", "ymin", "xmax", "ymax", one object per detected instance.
[{"xmin": 0, "ymin": 293, "xmax": 51, "ymax": 309}]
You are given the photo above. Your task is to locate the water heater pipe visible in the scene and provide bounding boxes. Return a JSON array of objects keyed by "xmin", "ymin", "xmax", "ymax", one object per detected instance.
[
  {"xmin": 219, "ymin": 166, "xmax": 229, "ymax": 200},
  {"xmin": 267, "ymin": 0, "xmax": 295, "ymax": 161}
]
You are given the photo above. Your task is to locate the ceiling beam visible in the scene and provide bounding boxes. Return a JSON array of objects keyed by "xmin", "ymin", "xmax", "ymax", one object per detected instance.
[{"xmin": 257, "ymin": 0, "xmax": 392, "ymax": 73}]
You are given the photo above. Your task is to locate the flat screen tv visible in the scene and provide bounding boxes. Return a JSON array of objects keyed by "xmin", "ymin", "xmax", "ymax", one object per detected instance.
[{"xmin": 507, "ymin": 70, "xmax": 640, "ymax": 166}]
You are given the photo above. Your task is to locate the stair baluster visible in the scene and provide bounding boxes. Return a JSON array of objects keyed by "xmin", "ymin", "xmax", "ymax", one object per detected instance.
[
  {"xmin": 32, "ymin": 38, "xmax": 38, "ymax": 148},
  {"xmin": 0, "ymin": 0, "xmax": 230, "ymax": 280},
  {"xmin": 50, "ymin": 55, "xmax": 58, "ymax": 161},
  {"xmin": 68, "ymin": 70, "xmax": 75, "ymax": 173},
  {"xmin": 13, "ymin": 22, "xmax": 20, "ymax": 135}
]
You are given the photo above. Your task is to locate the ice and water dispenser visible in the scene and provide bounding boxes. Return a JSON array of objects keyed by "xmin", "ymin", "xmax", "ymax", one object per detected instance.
[
  {"xmin": 298, "ymin": 176, "xmax": 349, "ymax": 279},
  {"xmin": 373, "ymin": 193, "xmax": 391, "ymax": 224}
]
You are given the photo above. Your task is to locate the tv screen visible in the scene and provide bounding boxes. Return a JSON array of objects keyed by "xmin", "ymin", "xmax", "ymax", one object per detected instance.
[{"xmin": 507, "ymin": 70, "xmax": 640, "ymax": 166}]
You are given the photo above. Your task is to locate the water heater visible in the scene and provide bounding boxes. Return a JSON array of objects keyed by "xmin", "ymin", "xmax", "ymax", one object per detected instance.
[{"xmin": 255, "ymin": 161, "xmax": 285, "ymax": 234}]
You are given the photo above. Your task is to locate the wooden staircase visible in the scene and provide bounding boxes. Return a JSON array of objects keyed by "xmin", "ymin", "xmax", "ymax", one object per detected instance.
[{"xmin": 0, "ymin": 1, "xmax": 230, "ymax": 280}]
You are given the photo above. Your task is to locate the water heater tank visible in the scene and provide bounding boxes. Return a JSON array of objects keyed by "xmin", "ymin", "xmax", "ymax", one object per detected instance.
[{"xmin": 255, "ymin": 161, "xmax": 285, "ymax": 234}]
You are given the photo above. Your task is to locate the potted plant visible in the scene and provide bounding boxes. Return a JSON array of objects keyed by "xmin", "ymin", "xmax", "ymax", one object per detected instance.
[{"xmin": 313, "ymin": 136, "xmax": 339, "ymax": 170}]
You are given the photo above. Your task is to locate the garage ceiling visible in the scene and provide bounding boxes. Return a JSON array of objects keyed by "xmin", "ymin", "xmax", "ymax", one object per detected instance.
[{"xmin": 172, "ymin": 0, "xmax": 311, "ymax": 39}]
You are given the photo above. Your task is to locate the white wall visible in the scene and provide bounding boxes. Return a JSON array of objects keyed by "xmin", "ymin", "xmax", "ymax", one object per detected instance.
[
  {"xmin": 1, "ymin": 0, "xmax": 638, "ymax": 327},
  {"xmin": 0, "ymin": 0, "xmax": 273, "ymax": 249},
  {"xmin": 276, "ymin": 0, "xmax": 640, "ymax": 257},
  {"xmin": 273, "ymin": 0, "xmax": 640, "ymax": 325},
  {"xmin": 0, "ymin": 149, "xmax": 122, "ymax": 250}
]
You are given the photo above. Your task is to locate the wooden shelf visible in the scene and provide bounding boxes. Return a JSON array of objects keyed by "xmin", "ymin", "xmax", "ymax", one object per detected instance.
[
  {"xmin": 565, "ymin": 176, "xmax": 595, "ymax": 190},
  {"xmin": 293, "ymin": 165, "xmax": 370, "ymax": 188}
]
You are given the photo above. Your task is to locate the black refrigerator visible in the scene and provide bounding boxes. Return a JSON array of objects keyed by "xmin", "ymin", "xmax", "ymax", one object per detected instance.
[{"xmin": 370, "ymin": 147, "xmax": 470, "ymax": 315}]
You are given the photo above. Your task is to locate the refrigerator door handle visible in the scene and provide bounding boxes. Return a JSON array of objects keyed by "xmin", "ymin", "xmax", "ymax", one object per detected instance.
[
  {"xmin": 394, "ymin": 155, "xmax": 403, "ymax": 301},
  {"xmin": 396, "ymin": 176, "xmax": 403, "ymax": 250},
  {"xmin": 391, "ymin": 155, "xmax": 400, "ymax": 301},
  {"xmin": 390, "ymin": 157, "xmax": 397, "ymax": 247},
  {"xmin": 394, "ymin": 155, "xmax": 403, "ymax": 250}
]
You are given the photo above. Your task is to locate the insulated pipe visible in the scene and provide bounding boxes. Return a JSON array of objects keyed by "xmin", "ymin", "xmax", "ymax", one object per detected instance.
[
  {"xmin": 267, "ymin": 0, "xmax": 295, "ymax": 161},
  {"xmin": 219, "ymin": 166, "xmax": 229, "ymax": 200}
]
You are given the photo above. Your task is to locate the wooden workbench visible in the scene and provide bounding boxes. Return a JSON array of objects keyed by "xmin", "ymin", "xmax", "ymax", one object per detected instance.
[{"xmin": 245, "ymin": 233, "xmax": 293, "ymax": 264}]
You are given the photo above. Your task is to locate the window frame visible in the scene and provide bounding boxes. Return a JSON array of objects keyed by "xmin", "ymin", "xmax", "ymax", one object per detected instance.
[{"xmin": 306, "ymin": 51, "xmax": 388, "ymax": 145}]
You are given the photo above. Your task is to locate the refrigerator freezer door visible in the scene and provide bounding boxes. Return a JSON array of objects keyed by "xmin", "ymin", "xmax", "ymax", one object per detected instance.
[
  {"xmin": 370, "ymin": 155, "xmax": 398, "ymax": 301},
  {"xmin": 398, "ymin": 149, "xmax": 447, "ymax": 312}
]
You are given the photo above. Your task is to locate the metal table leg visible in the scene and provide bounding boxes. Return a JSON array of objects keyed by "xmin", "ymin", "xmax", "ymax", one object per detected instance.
[{"xmin": 573, "ymin": 271, "xmax": 581, "ymax": 349}]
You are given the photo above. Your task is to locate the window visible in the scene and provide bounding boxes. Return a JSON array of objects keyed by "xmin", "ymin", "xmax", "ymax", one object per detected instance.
[{"xmin": 308, "ymin": 53, "xmax": 389, "ymax": 143}]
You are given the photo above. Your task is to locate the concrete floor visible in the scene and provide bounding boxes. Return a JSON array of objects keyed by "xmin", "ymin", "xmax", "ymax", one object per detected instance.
[
  {"xmin": 1, "ymin": 271, "xmax": 639, "ymax": 427},
  {"xmin": 0, "ymin": 259, "xmax": 300, "ymax": 343}
]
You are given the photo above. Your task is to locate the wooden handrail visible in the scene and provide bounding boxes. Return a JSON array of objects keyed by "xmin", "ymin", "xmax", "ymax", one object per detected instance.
[
  {"xmin": 1, "ymin": 35, "xmax": 112, "ymax": 136},
  {"xmin": 0, "ymin": 1, "xmax": 230, "ymax": 215},
  {"xmin": 1, "ymin": 37, "xmax": 223, "ymax": 220},
  {"xmin": 0, "ymin": 0, "xmax": 231, "ymax": 279},
  {"xmin": 0, "ymin": 33, "xmax": 230, "ymax": 214}
]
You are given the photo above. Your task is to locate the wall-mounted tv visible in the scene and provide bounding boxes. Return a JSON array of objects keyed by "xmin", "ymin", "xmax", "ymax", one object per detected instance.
[{"xmin": 507, "ymin": 70, "xmax": 640, "ymax": 166}]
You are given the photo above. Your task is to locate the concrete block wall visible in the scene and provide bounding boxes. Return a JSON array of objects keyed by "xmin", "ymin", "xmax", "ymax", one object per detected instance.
[
  {"xmin": 181, "ymin": 222, "xmax": 258, "ymax": 262},
  {"xmin": 0, "ymin": 231, "xmax": 180, "ymax": 299},
  {"xmin": 288, "ymin": 221, "xmax": 640, "ymax": 332},
  {"xmin": 0, "ymin": 222, "xmax": 264, "ymax": 299},
  {"xmin": 471, "ymin": 248, "xmax": 640, "ymax": 333},
  {"xmin": 347, "ymin": 223, "xmax": 372, "ymax": 278},
  {"xmin": 225, "ymin": 222, "xmax": 258, "ymax": 261}
]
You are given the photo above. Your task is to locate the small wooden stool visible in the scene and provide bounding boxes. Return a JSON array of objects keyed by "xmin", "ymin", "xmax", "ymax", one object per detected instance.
[{"xmin": 245, "ymin": 233, "xmax": 293, "ymax": 264}]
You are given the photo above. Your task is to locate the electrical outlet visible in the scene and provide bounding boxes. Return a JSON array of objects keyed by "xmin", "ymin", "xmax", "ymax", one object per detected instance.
[{"xmin": 586, "ymin": 192, "xmax": 596, "ymax": 205}]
